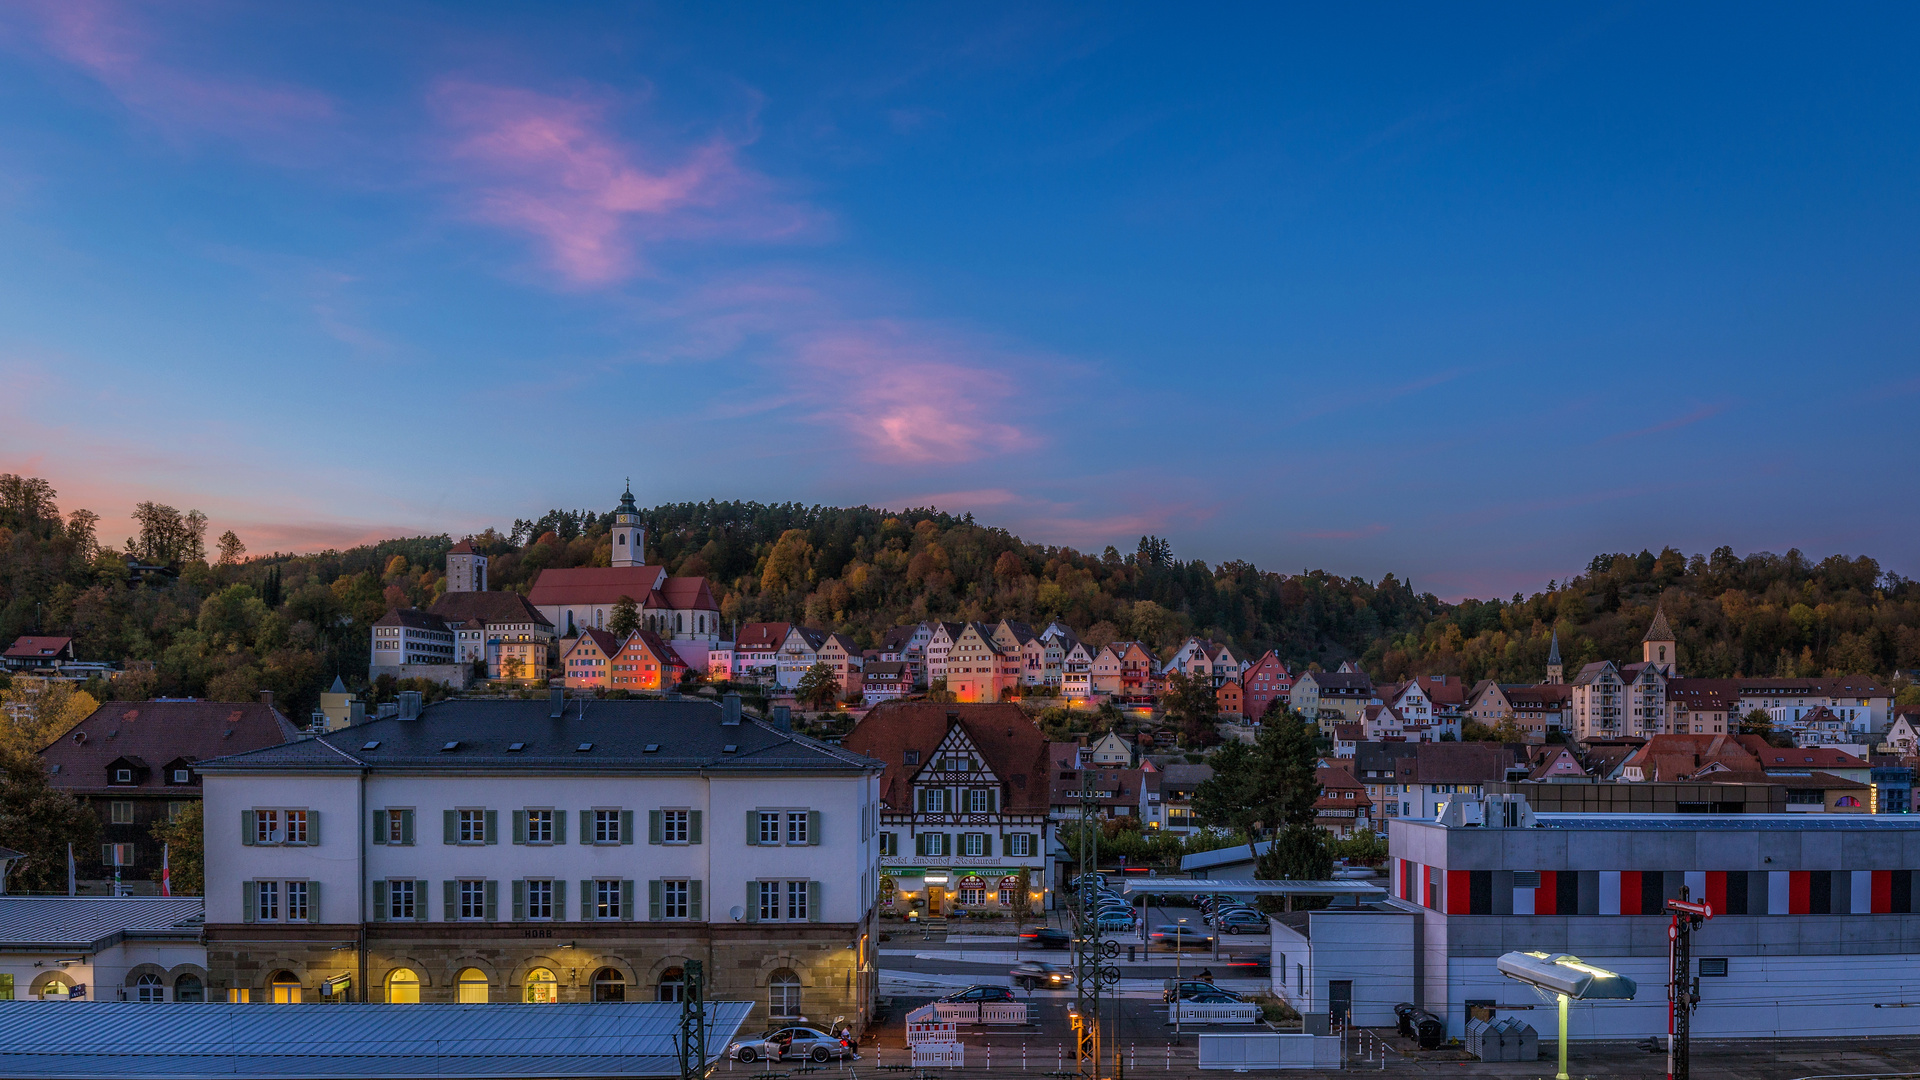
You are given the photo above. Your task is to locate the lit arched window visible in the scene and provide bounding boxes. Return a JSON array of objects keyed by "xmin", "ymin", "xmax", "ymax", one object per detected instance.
[
  {"xmin": 456, "ymin": 968, "xmax": 488, "ymax": 1003},
  {"xmin": 134, "ymin": 973, "xmax": 164, "ymax": 1002},
  {"xmin": 1836, "ymin": 796, "xmax": 1861, "ymax": 808},
  {"xmin": 38, "ymin": 977, "xmax": 71, "ymax": 1000},
  {"xmin": 524, "ymin": 968, "xmax": 558, "ymax": 1003},
  {"xmin": 386, "ymin": 969, "xmax": 420, "ymax": 1004},
  {"xmin": 769, "ymin": 969, "xmax": 801, "ymax": 1019},
  {"xmin": 270, "ymin": 971, "xmax": 301, "ymax": 1004},
  {"xmin": 657, "ymin": 967, "xmax": 686, "ymax": 1002},
  {"xmin": 174, "ymin": 974, "xmax": 205, "ymax": 1003},
  {"xmin": 591, "ymin": 968, "xmax": 626, "ymax": 1002}
]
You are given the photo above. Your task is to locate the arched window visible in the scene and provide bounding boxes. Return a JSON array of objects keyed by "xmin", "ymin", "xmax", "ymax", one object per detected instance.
[
  {"xmin": 38, "ymin": 977, "xmax": 71, "ymax": 1000},
  {"xmin": 134, "ymin": 973, "xmax": 164, "ymax": 1002},
  {"xmin": 657, "ymin": 967, "xmax": 686, "ymax": 1003},
  {"xmin": 455, "ymin": 968, "xmax": 489, "ymax": 1003},
  {"xmin": 269, "ymin": 971, "xmax": 301, "ymax": 1004},
  {"xmin": 174, "ymin": 974, "xmax": 205, "ymax": 1003},
  {"xmin": 591, "ymin": 968, "xmax": 626, "ymax": 1003},
  {"xmin": 769, "ymin": 969, "xmax": 801, "ymax": 1019},
  {"xmin": 1837, "ymin": 796, "xmax": 1862, "ymax": 808},
  {"xmin": 524, "ymin": 968, "xmax": 558, "ymax": 1004},
  {"xmin": 385, "ymin": 969, "xmax": 420, "ymax": 1004}
]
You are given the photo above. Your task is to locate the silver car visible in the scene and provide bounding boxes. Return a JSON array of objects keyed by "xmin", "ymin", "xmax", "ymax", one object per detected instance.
[{"xmin": 727, "ymin": 1026, "xmax": 857, "ymax": 1063}]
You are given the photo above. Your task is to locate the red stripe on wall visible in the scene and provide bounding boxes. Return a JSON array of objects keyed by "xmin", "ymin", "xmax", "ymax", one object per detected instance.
[
  {"xmin": 1789, "ymin": 871, "xmax": 1811, "ymax": 915},
  {"xmin": 1874, "ymin": 870, "xmax": 1893, "ymax": 914},
  {"xmin": 1447, "ymin": 870, "xmax": 1471, "ymax": 915},
  {"xmin": 1705, "ymin": 871, "xmax": 1726, "ymax": 916},
  {"xmin": 1535, "ymin": 871, "xmax": 1556, "ymax": 915},
  {"xmin": 1619, "ymin": 871, "xmax": 1642, "ymax": 915}
]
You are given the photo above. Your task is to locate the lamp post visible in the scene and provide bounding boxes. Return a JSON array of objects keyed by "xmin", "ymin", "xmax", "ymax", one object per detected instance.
[
  {"xmin": 1496, "ymin": 951, "xmax": 1636, "ymax": 1080},
  {"xmin": 1175, "ymin": 917, "xmax": 1185, "ymax": 1037}
]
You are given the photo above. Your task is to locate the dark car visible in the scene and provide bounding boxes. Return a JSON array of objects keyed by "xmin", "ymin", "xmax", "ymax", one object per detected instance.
[
  {"xmin": 1010, "ymin": 961, "xmax": 1074, "ymax": 989},
  {"xmin": 1162, "ymin": 980, "xmax": 1242, "ymax": 1003},
  {"xmin": 1020, "ymin": 927, "xmax": 1073, "ymax": 949},
  {"xmin": 1217, "ymin": 910, "xmax": 1267, "ymax": 934},
  {"xmin": 937, "ymin": 984, "xmax": 1018, "ymax": 1004}
]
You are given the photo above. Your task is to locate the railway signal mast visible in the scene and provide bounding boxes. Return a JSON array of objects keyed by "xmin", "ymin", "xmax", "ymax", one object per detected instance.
[{"xmin": 1666, "ymin": 890, "xmax": 1712, "ymax": 1080}]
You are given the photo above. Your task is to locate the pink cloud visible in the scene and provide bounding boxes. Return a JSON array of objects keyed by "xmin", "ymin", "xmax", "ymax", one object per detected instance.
[
  {"xmin": 19, "ymin": 0, "xmax": 335, "ymax": 144},
  {"xmin": 432, "ymin": 81, "xmax": 815, "ymax": 285}
]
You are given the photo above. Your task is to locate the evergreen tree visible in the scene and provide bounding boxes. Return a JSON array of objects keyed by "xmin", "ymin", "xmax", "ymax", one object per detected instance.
[
  {"xmin": 0, "ymin": 749, "xmax": 99, "ymax": 893},
  {"xmin": 796, "ymin": 662, "xmax": 840, "ymax": 711},
  {"xmin": 608, "ymin": 596, "xmax": 641, "ymax": 639}
]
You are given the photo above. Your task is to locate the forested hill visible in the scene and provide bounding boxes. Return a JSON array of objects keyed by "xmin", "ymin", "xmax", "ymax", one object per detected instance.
[{"xmin": 2, "ymin": 474, "xmax": 1916, "ymax": 720}]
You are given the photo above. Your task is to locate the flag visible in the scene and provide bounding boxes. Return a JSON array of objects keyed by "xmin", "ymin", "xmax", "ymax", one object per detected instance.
[
  {"xmin": 66, "ymin": 843, "xmax": 74, "ymax": 897},
  {"xmin": 161, "ymin": 844, "xmax": 171, "ymax": 897}
]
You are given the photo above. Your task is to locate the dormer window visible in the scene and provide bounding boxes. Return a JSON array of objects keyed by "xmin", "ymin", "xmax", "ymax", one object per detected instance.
[{"xmin": 115, "ymin": 768, "xmax": 132, "ymax": 783}]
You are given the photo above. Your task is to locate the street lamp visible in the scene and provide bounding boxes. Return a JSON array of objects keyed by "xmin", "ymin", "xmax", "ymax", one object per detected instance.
[
  {"xmin": 1496, "ymin": 951, "xmax": 1636, "ymax": 1080},
  {"xmin": 1175, "ymin": 917, "xmax": 1186, "ymax": 1037}
]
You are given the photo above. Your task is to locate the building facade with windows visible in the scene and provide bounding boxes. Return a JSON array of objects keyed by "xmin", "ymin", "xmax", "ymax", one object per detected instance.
[
  {"xmin": 0, "ymin": 897, "xmax": 208, "ymax": 1002},
  {"xmin": 842, "ymin": 703, "xmax": 1054, "ymax": 916},
  {"xmin": 196, "ymin": 694, "xmax": 885, "ymax": 1030}
]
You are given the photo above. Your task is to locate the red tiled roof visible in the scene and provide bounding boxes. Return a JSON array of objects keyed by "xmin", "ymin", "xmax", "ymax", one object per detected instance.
[
  {"xmin": 526, "ymin": 566, "xmax": 667, "ymax": 607},
  {"xmin": 660, "ymin": 576, "xmax": 718, "ymax": 612},
  {"xmin": 428, "ymin": 590, "xmax": 552, "ymax": 628},
  {"xmin": 842, "ymin": 702, "xmax": 1051, "ymax": 813},
  {"xmin": 566, "ymin": 628, "xmax": 620, "ymax": 658},
  {"xmin": 4, "ymin": 635, "xmax": 74, "ymax": 660},
  {"xmin": 448, "ymin": 540, "xmax": 476, "ymax": 554}
]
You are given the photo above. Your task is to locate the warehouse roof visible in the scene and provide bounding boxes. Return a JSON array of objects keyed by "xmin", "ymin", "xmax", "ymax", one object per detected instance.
[
  {"xmin": 194, "ymin": 697, "xmax": 882, "ymax": 775},
  {"xmin": 0, "ymin": 897, "xmax": 203, "ymax": 952},
  {"xmin": 1407, "ymin": 813, "xmax": 1920, "ymax": 831},
  {"xmin": 0, "ymin": 1000, "xmax": 752, "ymax": 1079}
]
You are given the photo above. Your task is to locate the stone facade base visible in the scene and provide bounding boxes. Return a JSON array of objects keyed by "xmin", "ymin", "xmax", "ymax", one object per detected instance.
[
  {"xmin": 205, "ymin": 920, "xmax": 875, "ymax": 1032},
  {"xmin": 368, "ymin": 664, "xmax": 471, "ymax": 690}
]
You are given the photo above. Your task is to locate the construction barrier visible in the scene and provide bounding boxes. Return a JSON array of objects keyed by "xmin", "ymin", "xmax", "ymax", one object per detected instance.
[
  {"xmin": 930, "ymin": 1001, "xmax": 1033, "ymax": 1025},
  {"xmin": 1196, "ymin": 1033, "xmax": 1343, "ymax": 1070},
  {"xmin": 1168, "ymin": 1001, "xmax": 1261, "ymax": 1025},
  {"xmin": 905, "ymin": 1004, "xmax": 958, "ymax": 1046},
  {"xmin": 912, "ymin": 1042, "xmax": 966, "ymax": 1067}
]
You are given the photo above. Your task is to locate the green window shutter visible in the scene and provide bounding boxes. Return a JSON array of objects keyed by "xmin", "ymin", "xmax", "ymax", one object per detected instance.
[
  {"xmin": 620, "ymin": 810, "xmax": 634, "ymax": 845},
  {"xmin": 986, "ymin": 834, "xmax": 995, "ymax": 857},
  {"xmin": 745, "ymin": 882, "xmax": 758, "ymax": 922},
  {"xmin": 484, "ymin": 880, "xmax": 498, "ymax": 922},
  {"xmin": 581, "ymin": 880, "xmax": 593, "ymax": 921},
  {"xmin": 373, "ymin": 880, "xmax": 388, "ymax": 921},
  {"xmin": 915, "ymin": 788, "xmax": 925, "ymax": 813},
  {"xmin": 915, "ymin": 833, "xmax": 925, "ymax": 857},
  {"xmin": 400, "ymin": 809, "xmax": 415, "ymax": 846},
  {"xmin": 443, "ymin": 809, "xmax": 457, "ymax": 845},
  {"xmin": 307, "ymin": 811, "xmax": 320, "ymax": 846},
  {"xmin": 242, "ymin": 881, "xmax": 257, "ymax": 923},
  {"xmin": 443, "ymin": 879, "xmax": 456, "ymax": 921},
  {"xmin": 990, "ymin": 788, "xmax": 999, "ymax": 812},
  {"xmin": 308, "ymin": 881, "xmax": 321, "ymax": 921},
  {"xmin": 241, "ymin": 810, "xmax": 256, "ymax": 846},
  {"xmin": 620, "ymin": 879, "xmax": 635, "ymax": 921},
  {"xmin": 689, "ymin": 810, "xmax": 702, "ymax": 844},
  {"xmin": 808, "ymin": 810, "xmax": 821, "ymax": 846},
  {"xmin": 579, "ymin": 811, "xmax": 592, "ymax": 845},
  {"xmin": 484, "ymin": 810, "xmax": 498, "ymax": 845},
  {"xmin": 649, "ymin": 810, "xmax": 663, "ymax": 845},
  {"xmin": 413, "ymin": 883, "xmax": 427, "ymax": 921},
  {"xmin": 553, "ymin": 879, "xmax": 565, "ymax": 919},
  {"xmin": 746, "ymin": 810, "xmax": 758, "ymax": 845},
  {"xmin": 807, "ymin": 880, "xmax": 822, "ymax": 923},
  {"xmin": 649, "ymin": 880, "xmax": 663, "ymax": 921},
  {"xmin": 512, "ymin": 880, "xmax": 526, "ymax": 922},
  {"xmin": 373, "ymin": 810, "xmax": 388, "ymax": 845},
  {"xmin": 512, "ymin": 811, "xmax": 527, "ymax": 845},
  {"xmin": 690, "ymin": 879, "xmax": 703, "ymax": 921},
  {"xmin": 553, "ymin": 809, "xmax": 566, "ymax": 844}
]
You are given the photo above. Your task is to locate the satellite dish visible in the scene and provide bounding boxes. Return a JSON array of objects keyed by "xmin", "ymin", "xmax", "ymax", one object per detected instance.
[{"xmin": 729, "ymin": 905, "xmax": 745, "ymax": 922}]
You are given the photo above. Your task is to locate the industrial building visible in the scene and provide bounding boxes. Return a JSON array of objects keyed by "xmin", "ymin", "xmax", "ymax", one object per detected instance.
[{"xmin": 1272, "ymin": 796, "xmax": 1920, "ymax": 1041}]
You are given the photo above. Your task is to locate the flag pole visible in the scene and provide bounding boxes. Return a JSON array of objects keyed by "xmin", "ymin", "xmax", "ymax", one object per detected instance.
[
  {"xmin": 161, "ymin": 844, "xmax": 171, "ymax": 897},
  {"xmin": 67, "ymin": 843, "xmax": 75, "ymax": 897}
]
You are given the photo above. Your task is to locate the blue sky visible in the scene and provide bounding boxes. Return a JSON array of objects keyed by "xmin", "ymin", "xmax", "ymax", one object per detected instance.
[{"xmin": 2, "ymin": 3, "xmax": 1916, "ymax": 599}]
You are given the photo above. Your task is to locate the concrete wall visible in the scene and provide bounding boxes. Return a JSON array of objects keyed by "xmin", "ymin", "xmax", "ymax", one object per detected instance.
[
  {"xmin": 367, "ymin": 663, "xmax": 470, "ymax": 690},
  {"xmin": 1269, "ymin": 909, "xmax": 1417, "ymax": 1028}
]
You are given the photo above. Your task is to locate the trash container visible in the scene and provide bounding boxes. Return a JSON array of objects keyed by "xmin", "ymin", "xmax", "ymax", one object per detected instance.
[{"xmin": 1128, "ymin": 945, "xmax": 1136, "ymax": 962}]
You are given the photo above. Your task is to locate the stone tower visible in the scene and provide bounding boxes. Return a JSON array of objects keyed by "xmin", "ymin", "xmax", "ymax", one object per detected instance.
[
  {"xmin": 1545, "ymin": 630, "xmax": 1563, "ymax": 685},
  {"xmin": 610, "ymin": 483, "xmax": 646, "ymax": 568},
  {"xmin": 446, "ymin": 539, "xmax": 487, "ymax": 593},
  {"xmin": 1642, "ymin": 605, "xmax": 1677, "ymax": 676}
]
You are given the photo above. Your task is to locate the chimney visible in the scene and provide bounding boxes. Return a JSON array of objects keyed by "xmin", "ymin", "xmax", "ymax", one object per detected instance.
[
  {"xmin": 722, "ymin": 692, "xmax": 742, "ymax": 727},
  {"xmin": 397, "ymin": 690, "xmax": 422, "ymax": 719},
  {"xmin": 376, "ymin": 702, "xmax": 399, "ymax": 720},
  {"xmin": 258, "ymin": 690, "xmax": 274, "ymax": 708},
  {"xmin": 349, "ymin": 700, "xmax": 367, "ymax": 726},
  {"xmin": 772, "ymin": 705, "xmax": 790, "ymax": 731},
  {"xmin": 550, "ymin": 686, "xmax": 565, "ymax": 718}
]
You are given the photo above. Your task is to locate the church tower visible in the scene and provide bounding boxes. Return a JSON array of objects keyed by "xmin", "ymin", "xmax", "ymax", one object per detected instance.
[
  {"xmin": 1642, "ymin": 605, "xmax": 1677, "ymax": 676},
  {"xmin": 610, "ymin": 483, "xmax": 645, "ymax": 568},
  {"xmin": 446, "ymin": 539, "xmax": 487, "ymax": 593},
  {"xmin": 1545, "ymin": 630, "xmax": 1563, "ymax": 685}
]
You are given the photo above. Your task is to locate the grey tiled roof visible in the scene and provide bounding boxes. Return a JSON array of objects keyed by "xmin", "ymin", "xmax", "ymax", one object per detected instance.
[
  {"xmin": 0, "ymin": 897, "xmax": 204, "ymax": 951},
  {"xmin": 195, "ymin": 698, "xmax": 882, "ymax": 774},
  {"xmin": 0, "ymin": 1000, "xmax": 752, "ymax": 1078}
]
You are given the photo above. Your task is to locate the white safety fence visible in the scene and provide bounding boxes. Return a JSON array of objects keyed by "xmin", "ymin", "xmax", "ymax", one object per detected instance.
[
  {"xmin": 1168, "ymin": 1001, "xmax": 1261, "ymax": 1025},
  {"xmin": 911, "ymin": 1042, "xmax": 966, "ymax": 1067},
  {"xmin": 931, "ymin": 1001, "xmax": 1033, "ymax": 1025},
  {"xmin": 1197, "ymin": 1033, "xmax": 1343, "ymax": 1070}
]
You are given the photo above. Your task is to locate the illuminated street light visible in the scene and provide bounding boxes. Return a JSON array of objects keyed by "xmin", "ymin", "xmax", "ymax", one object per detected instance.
[{"xmin": 1496, "ymin": 951, "xmax": 1636, "ymax": 1080}]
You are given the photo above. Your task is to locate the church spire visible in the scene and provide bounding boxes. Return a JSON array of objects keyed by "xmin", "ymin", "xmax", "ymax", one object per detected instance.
[
  {"xmin": 1545, "ymin": 629, "xmax": 1564, "ymax": 685},
  {"xmin": 1641, "ymin": 604, "xmax": 1677, "ymax": 675},
  {"xmin": 1547, "ymin": 630, "xmax": 1562, "ymax": 666},
  {"xmin": 610, "ymin": 482, "xmax": 645, "ymax": 568}
]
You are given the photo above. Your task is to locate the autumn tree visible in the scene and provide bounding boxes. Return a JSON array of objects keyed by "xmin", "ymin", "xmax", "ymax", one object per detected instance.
[
  {"xmin": 0, "ymin": 749, "xmax": 99, "ymax": 892},
  {"xmin": 127, "ymin": 502, "xmax": 208, "ymax": 565},
  {"xmin": 1161, "ymin": 671, "xmax": 1221, "ymax": 747},
  {"xmin": 608, "ymin": 595, "xmax": 640, "ymax": 638},
  {"xmin": 216, "ymin": 530, "xmax": 246, "ymax": 566},
  {"xmin": 0, "ymin": 679, "xmax": 99, "ymax": 757},
  {"xmin": 149, "ymin": 800, "xmax": 204, "ymax": 896}
]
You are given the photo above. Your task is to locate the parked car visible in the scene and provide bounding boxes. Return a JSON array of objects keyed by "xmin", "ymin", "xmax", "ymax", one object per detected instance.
[
  {"xmin": 1096, "ymin": 913, "xmax": 1136, "ymax": 932},
  {"xmin": 1020, "ymin": 927, "xmax": 1073, "ymax": 949},
  {"xmin": 727, "ymin": 1026, "xmax": 857, "ymax": 1063},
  {"xmin": 1217, "ymin": 911, "xmax": 1267, "ymax": 934},
  {"xmin": 937, "ymin": 984, "xmax": 1018, "ymax": 1004},
  {"xmin": 1010, "ymin": 961, "xmax": 1074, "ymax": 989},
  {"xmin": 1150, "ymin": 924, "xmax": 1214, "ymax": 949},
  {"xmin": 1162, "ymin": 980, "xmax": 1242, "ymax": 1003}
]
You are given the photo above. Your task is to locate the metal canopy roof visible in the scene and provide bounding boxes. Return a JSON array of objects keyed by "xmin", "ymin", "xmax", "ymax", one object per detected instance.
[
  {"xmin": 0, "ymin": 897, "xmax": 204, "ymax": 952},
  {"xmin": 1117, "ymin": 877, "xmax": 1387, "ymax": 897},
  {"xmin": 0, "ymin": 1000, "xmax": 753, "ymax": 1079}
]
